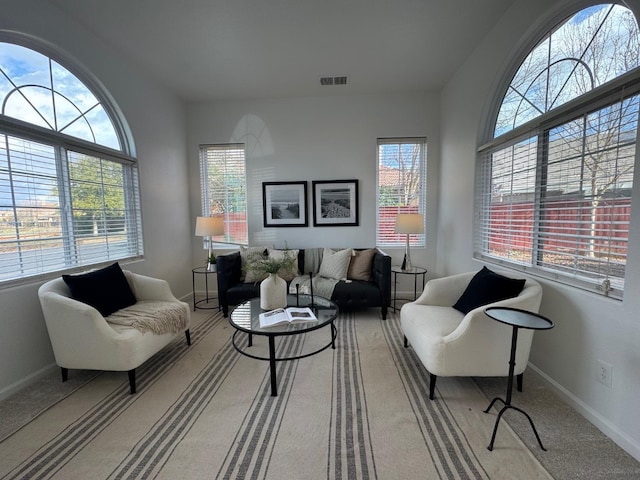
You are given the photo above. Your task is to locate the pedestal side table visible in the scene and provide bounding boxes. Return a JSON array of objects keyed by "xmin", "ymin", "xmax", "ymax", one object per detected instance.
[{"xmin": 483, "ymin": 306, "xmax": 554, "ymax": 451}]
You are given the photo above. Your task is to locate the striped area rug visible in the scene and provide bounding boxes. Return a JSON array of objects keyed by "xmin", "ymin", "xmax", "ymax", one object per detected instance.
[{"xmin": 0, "ymin": 310, "xmax": 551, "ymax": 480}]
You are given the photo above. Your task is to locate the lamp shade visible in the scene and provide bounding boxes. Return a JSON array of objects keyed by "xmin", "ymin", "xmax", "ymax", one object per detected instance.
[
  {"xmin": 195, "ymin": 216, "xmax": 224, "ymax": 237},
  {"xmin": 395, "ymin": 213, "xmax": 424, "ymax": 234}
]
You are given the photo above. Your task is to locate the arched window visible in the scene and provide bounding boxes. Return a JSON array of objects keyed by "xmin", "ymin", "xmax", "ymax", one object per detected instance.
[
  {"xmin": 0, "ymin": 37, "xmax": 143, "ymax": 285},
  {"xmin": 475, "ymin": 4, "xmax": 640, "ymax": 299}
]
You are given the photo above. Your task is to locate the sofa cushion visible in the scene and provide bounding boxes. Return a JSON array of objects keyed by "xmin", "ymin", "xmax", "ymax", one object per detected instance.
[
  {"xmin": 331, "ymin": 279, "xmax": 381, "ymax": 309},
  {"xmin": 347, "ymin": 248, "xmax": 376, "ymax": 281},
  {"xmin": 452, "ymin": 266, "xmax": 526, "ymax": 314},
  {"xmin": 62, "ymin": 262, "xmax": 137, "ymax": 317},
  {"xmin": 319, "ymin": 248, "xmax": 352, "ymax": 280}
]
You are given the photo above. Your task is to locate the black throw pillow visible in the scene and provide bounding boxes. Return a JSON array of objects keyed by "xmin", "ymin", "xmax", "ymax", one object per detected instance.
[
  {"xmin": 452, "ymin": 266, "xmax": 526, "ymax": 314},
  {"xmin": 62, "ymin": 262, "xmax": 137, "ymax": 317}
]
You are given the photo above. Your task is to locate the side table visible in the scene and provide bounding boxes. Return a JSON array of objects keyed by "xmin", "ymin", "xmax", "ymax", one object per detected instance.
[
  {"xmin": 192, "ymin": 266, "xmax": 218, "ymax": 311},
  {"xmin": 483, "ymin": 306, "xmax": 554, "ymax": 451},
  {"xmin": 391, "ymin": 266, "xmax": 427, "ymax": 311}
]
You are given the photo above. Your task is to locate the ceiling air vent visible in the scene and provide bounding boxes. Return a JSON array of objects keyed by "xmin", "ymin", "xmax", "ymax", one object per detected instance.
[{"xmin": 320, "ymin": 75, "xmax": 349, "ymax": 86}]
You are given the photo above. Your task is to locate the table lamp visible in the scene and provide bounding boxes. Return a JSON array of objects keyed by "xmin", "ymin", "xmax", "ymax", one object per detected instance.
[
  {"xmin": 195, "ymin": 216, "xmax": 224, "ymax": 270},
  {"xmin": 395, "ymin": 213, "xmax": 423, "ymax": 271}
]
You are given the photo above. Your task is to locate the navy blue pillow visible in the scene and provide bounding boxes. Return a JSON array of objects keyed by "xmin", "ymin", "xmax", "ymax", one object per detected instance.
[
  {"xmin": 63, "ymin": 263, "xmax": 136, "ymax": 317},
  {"xmin": 452, "ymin": 266, "xmax": 526, "ymax": 314}
]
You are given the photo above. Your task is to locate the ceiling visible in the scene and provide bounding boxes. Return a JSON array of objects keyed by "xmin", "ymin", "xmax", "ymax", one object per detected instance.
[{"xmin": 49, "ymin": 0, "xmax": 515, "ymax": 103}]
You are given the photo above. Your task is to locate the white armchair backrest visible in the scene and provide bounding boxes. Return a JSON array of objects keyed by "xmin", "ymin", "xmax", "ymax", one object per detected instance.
[
  {"xmin": 445, "ymin": 275, "xmax": 542, "ymax": 344},
  {"xmin": 38, "ymin": 276, "xmax": 72, "ymax": 298}
]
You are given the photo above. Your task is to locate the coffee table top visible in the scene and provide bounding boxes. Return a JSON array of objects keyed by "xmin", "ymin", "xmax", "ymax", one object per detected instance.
[{"xmin": 229, "ymin": 294, "xmax": 339, "ymax": 335}]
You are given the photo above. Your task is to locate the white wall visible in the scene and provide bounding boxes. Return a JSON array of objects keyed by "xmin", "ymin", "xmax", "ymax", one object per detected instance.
[
  {"xmin": 440, "ymin": 0, "xmax": 640, "ymax": 460},
  {"xmin": 187, "ymin": 93, "xmax": 440, "ymax": 294},
  {"xmin": 0, "ymin": 0, "xmax": 191, "ymax": 398}
]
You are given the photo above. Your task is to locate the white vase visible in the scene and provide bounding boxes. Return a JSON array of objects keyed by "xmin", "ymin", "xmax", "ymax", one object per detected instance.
[{"xmin": 260, "ymin": 273, "xmax": 287, "ymax": 310}]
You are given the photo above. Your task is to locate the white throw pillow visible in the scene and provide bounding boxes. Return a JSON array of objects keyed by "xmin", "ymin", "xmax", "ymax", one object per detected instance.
[
  {"xmin": 318, "ymin": 248, "xmax": 353, "ymax": 280},
  {"xmin": 267, "ymin": 248, "xmax": 300, "ymax": 282}
]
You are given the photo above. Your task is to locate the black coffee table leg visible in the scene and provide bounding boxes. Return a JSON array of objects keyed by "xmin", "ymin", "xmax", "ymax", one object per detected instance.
[{"xmin": 268, "ymin": 335, "xmax": 278, "ymax": 396}]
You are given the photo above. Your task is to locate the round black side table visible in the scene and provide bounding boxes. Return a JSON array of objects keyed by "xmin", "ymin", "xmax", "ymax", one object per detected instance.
[
  {"xmin": 192, "ymin": 266, "xmax": 218, "ymax": 311},
  {"xmin": 391, "ymin": 265, "xmax": 427, "ymax": 311},
  {"xmin": 483, "ymin": 306, "xmax": 554, "ymax": 451}
]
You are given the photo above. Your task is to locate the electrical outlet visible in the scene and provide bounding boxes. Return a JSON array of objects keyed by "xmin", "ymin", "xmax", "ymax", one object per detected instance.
[{"xmin": 597, "ymin": 360, "xmax": 613, "ymax": 388}]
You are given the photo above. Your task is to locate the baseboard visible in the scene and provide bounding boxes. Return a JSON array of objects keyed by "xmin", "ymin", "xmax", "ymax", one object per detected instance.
[
  {"xmin": 529, "ymin": 363, "xmax": 640, "ymax": 462},
  {"xmin": 0, "ymin": 363, "xmax": 58, "ymax": 402}
]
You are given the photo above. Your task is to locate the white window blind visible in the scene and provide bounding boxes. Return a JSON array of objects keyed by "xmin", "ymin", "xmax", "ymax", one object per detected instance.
[
  {"xmin": 476, "ymin": 93, "xmax": 638, "ymax": 298},
  {"xmin": 476, "ymin": 4, "xmax": 640, "ymax": 299},
  {"xmin": 199, "ymin": 144, "xmax": 248, "ymax": 245},
  {"xmin": 376, "ymin": 138, "xmax": 426, "ymax": 247},
  {"xmin": 0, "ymin": 40, "xmax": 142, "ymax": 286},
  {"xmin": 0, "ymin": 133, "xmax": 143, "ymax": 284}
]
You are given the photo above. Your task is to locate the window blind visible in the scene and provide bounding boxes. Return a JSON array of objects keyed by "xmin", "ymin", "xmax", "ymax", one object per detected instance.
[
  {"xmin": 376, "ymin": 138, "xmax": 426, "ymax": 247},
  {"xmin": 0, "ymin": 133, "xmax": 143, "ymax": 285},
  {"xmin": 199, "ymin": 144, "xmax": 248, "ymax": 245},
  {"xmin": 475, "ymin": 94, "xmax": 637, "ymax": 298}
]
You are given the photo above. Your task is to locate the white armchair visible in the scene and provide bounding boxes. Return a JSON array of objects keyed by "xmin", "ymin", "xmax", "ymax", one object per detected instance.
[
  {"xmin": 400, "ymin": 270, "xmax": 542, "ymax": 400},
  {"xmin": 38, "ymin": 270, "xmax": 191, "ymax": 394}
]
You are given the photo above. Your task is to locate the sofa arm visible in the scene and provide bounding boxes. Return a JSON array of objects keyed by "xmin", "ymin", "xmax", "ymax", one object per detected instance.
[
  {"xmin": 413, "ymin": 271, "xmax": 475, "ymax": 306},
  {"xmin": 38, "ymin": 291, "xmax": 120, "ymax": 367},
  {"xmin": 372, "ymin": 248, "xmax": 392, "ymax": 307},
  {"xmin": 126, "ymin": 272, "xmax": 179, "ymax": 302},
  {"xmin": 216, "ymin": 251, "xmax": 242, "ymax": 313}
]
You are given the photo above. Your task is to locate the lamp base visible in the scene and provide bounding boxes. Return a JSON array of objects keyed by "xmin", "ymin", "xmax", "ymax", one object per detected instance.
[{"xmin": 401, "ymin": 253, "xmax": 412, "ymax": 272}]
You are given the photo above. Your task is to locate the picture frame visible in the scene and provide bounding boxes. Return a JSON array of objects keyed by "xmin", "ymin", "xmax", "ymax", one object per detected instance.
[
  {"xmin": 312, "ymin": 179, "xmax": 359, "ymax": 227},
  {"xmin": 262, "ymin": 181, "xmax": 308, "ymax": 227}
]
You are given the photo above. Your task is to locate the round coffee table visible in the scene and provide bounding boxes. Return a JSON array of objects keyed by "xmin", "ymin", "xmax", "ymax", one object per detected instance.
[{"xmin": 229, "ymin": 294, "xmax": 339, "ymax": 396}]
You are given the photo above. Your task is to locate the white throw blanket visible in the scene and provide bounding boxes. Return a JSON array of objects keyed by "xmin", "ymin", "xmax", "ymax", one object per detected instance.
[
  {"xmin": 107, "ymin": 301, "xmax": 188, "ymax": 335},
  {"xmin": 289, "ymin": 274, "xmax": 339, "ymax": 300}
]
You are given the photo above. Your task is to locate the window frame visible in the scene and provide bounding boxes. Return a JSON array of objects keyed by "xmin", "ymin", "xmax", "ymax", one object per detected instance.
[
  {"xmin": 475, "ymin": 4, "xmax": 640, "ymax": 299},
  {"xmin": 0, "ymin": 35, "xmax": 142, "ymax": 288},
  {"xmin": 199, "ymin": 143, "xmax": 248, "ymax": 247},
  {"xmin": 376, "ymin": 137, "xmax": 427, "ymax": 248}
]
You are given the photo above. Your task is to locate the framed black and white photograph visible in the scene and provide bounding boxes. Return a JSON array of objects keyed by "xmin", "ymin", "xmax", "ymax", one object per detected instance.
[
  {"xmin": 262, "ymin": 181, "xmax": 308, "ymax": 227},
  {"xmin": 312, "ymin": 179, "xmax": 359, "ymax": 227}
]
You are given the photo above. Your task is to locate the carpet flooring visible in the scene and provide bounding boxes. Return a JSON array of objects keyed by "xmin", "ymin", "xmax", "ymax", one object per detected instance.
[{"xmin": 0, "ymin": 308, "xmax": 633, "ymax": 479}]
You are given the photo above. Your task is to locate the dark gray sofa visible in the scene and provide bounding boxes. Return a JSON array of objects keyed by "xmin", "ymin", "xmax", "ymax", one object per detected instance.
[{"xmin": 216, "ymin": 248, "xmax": 391, "ymax": 319}]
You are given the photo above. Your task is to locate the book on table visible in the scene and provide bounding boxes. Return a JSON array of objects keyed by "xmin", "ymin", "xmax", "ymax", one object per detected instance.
[{"xmin": 259, "ymin": 307, "xmax": 317, "ymax": 328}]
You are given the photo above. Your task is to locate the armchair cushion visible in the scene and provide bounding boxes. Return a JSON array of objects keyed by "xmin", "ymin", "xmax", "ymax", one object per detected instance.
[
  {"xmin": 62, "ymin": 262, "xmax": 136, "ymax": 316},
  {"xmin": 452, "ymin": 266, "xmax": 526, "ymax": 314}
]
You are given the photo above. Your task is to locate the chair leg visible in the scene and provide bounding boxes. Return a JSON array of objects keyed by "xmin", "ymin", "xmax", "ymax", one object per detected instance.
[
  {"xmin": 429, "ymin": 374, "xmax": 437, "ymax": 400},
  {"xmin": 403, "ymin": 335, "xmax": 408, "ymax": 348},
  {"xmin": 128, "ymin": 369, "xmax": 136, "ymax": 394},
  {"xmin": 517, "ymin": 372, "xmax": 523, "ymax": 392},
  {"xmin": 185, "ymin": 329, "xmax": 191, "ymax": 346},
  {"xmin": 61, "ymin": 367, "xmax": 68, "ymax": 382},
  {"xmin": 381, "ymin": 306, "xmax": 388, "ymax": 320}
]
